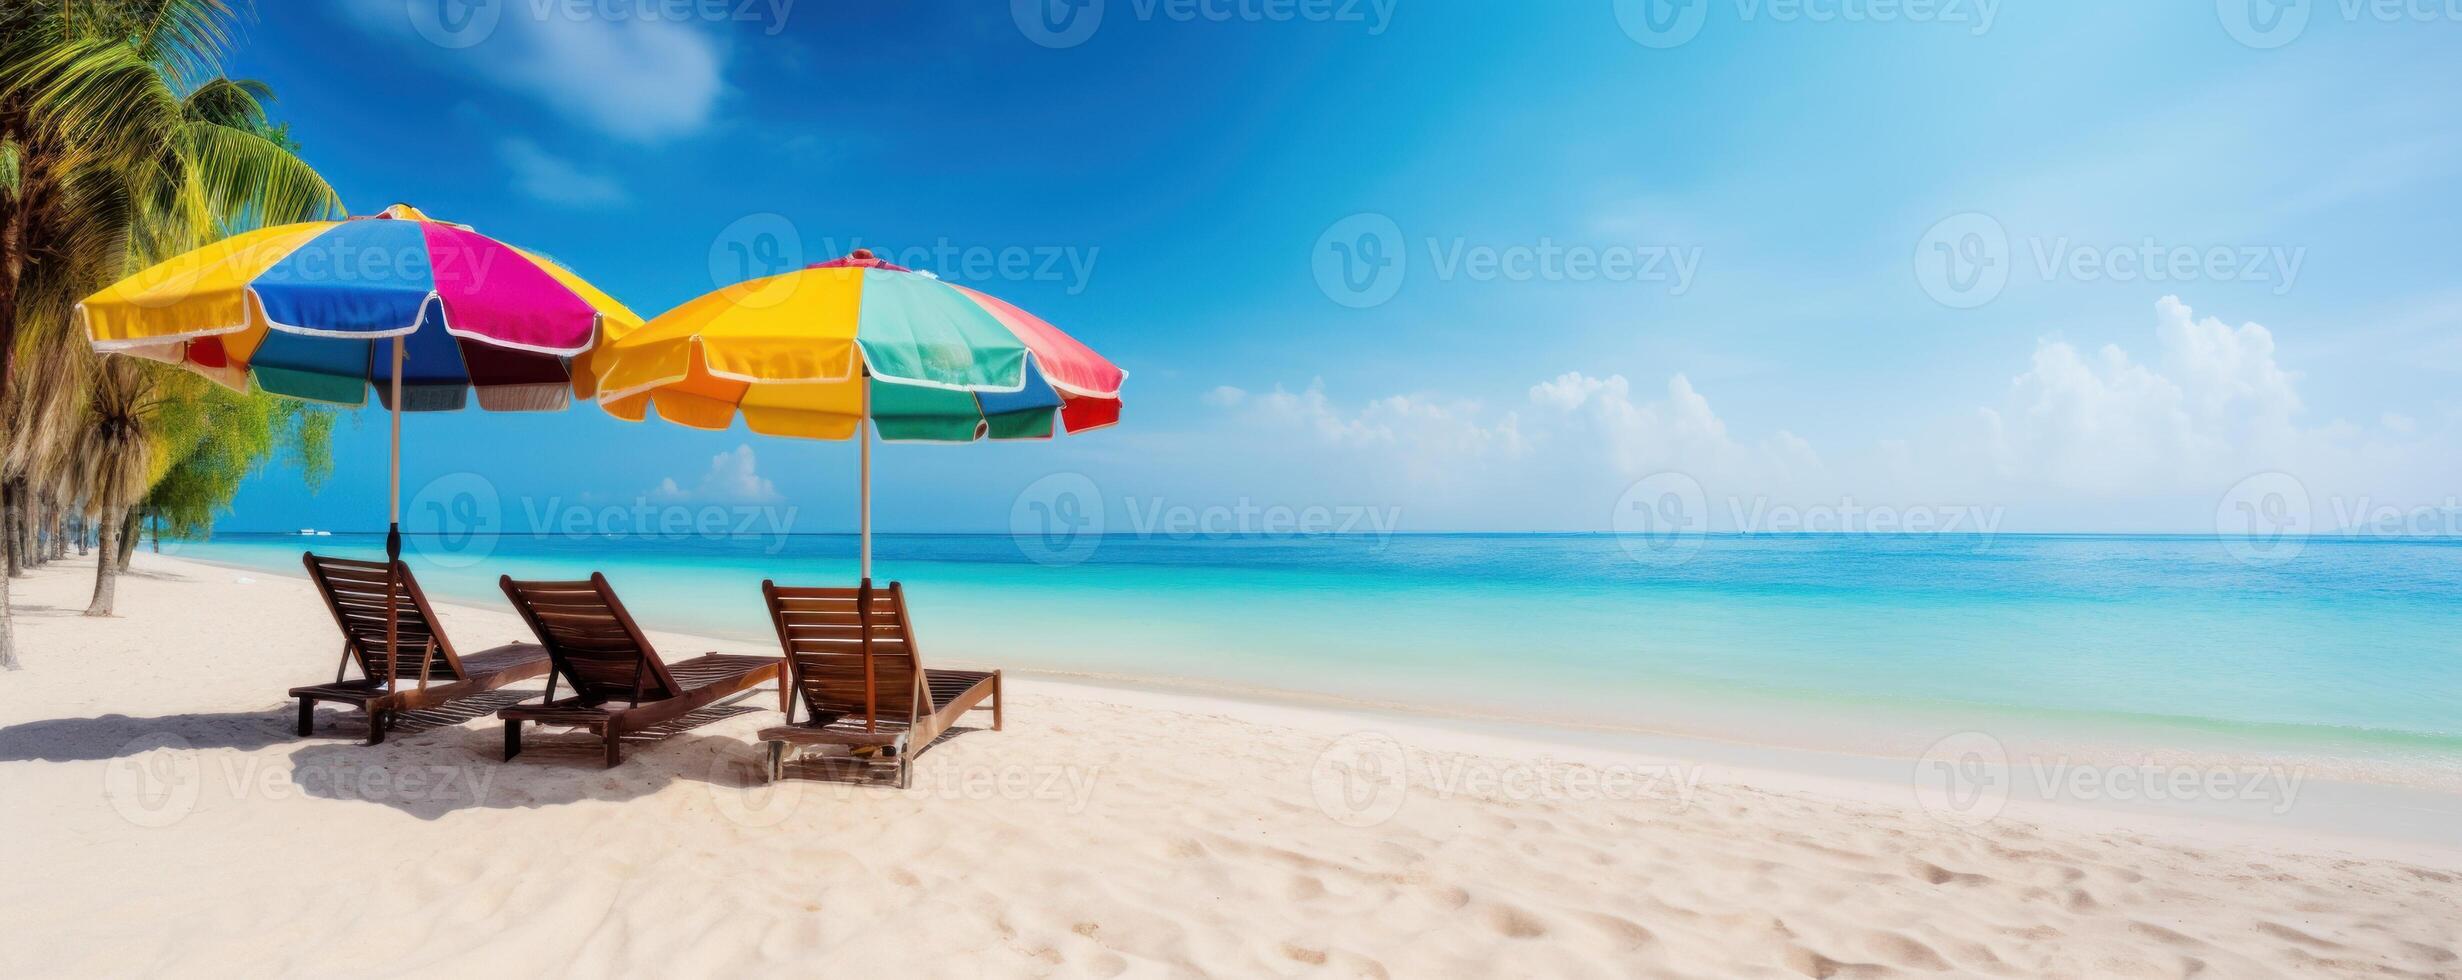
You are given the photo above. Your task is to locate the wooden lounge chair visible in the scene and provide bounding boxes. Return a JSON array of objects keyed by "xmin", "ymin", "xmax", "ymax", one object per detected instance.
[
  {"xmin": 756, "ymin": 580, "xmax": 1003, "ymax": 786},
  {"xmin": 496, "ymin": 573, "xmax": 783, "ymax": 767},
  {"xmin": 290, "ymin": 553, "xmax": 552, "ymax": 745}
]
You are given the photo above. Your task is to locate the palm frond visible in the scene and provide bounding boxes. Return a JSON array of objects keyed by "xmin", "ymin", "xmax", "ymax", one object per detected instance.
[
  {"xmin": 65, "ymin": 354, "xmax": 159, "ymax": 515},
  {"xmin": 179, "ymin": 118, "xmax": 342, "ymax": 233},
  {"xmin": 4, "ymin": 36, "xmax": 181, "ymax": 175},
  {"xmin": 179, "ymin": 75, "xmax": 268, "ymax": 131},
  {"xmin": 0, "ymin": 136, "xmax": 21, "ymax": 201},
  {"xmin": 131, "ymin": 0, "xmax": 240, "ymax": 91}
]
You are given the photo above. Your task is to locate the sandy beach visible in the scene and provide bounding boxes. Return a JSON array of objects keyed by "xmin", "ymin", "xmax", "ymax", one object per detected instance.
[{"xmin": 3, "ymin": 552, "xmax": 2458, "ymax": 977}]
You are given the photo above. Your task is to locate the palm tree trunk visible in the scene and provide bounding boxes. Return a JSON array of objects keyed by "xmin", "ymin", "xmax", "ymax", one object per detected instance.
[
  {"xmin": 116, "ymin": 508, "xmax": 141, "ymax": 571},
  {"xmin": 0, "ymin": 522, "xmax": 14, "ymax": 668},
  {"xmin": 86, "ymin": 506, "xmax": 122, "ymax": 617},
  {"xmin": 18, "ymin": 488, "xmax": 36, "ymax": 569},
  {"xmin": 30, "ymin": 498, "xmax": 46, "ymax": 567},
  {"xmin": 19, "ymin": 491, "xmax": 38, "ymax": 569},
  {"xmin": 0, "ymin": 569, "xmax": 14, "ymax": 670},
  {"xmin": 1, "ymin": 164, "xmax": 25, "ymax": 667},
  {"xmin": 4, "ymin": 482, "xmax": 22, "ymax": 578},
  {"xmin": 4, "ymin": 485, "xmax": 23, "ymax": 578}
]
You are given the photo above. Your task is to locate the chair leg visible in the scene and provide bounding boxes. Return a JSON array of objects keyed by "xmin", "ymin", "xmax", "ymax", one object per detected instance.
[
  {"xmin": 765, "ymin": 741, "xmax": 785, "ymax": 783},
  {"xmin": 602, "ymin": 726, "xmax": 623, "ymax": 768},
  {"xmin": 365, "ymin": 709, "xmax": 388, "ymax": 746},
  {"xmin": 503, "ymin": 720, "xmax": 522, "ymax": 760},
  {"xmin": 296, "ymin": 697, "xmax": 314, "ymax": 737},
  {"xmin": 992, "ymin": 671, "xmax": 1004, "ymax": 731}
]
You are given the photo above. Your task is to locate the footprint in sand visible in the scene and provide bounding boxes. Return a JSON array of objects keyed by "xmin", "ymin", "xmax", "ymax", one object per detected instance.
[
  {"xmin": 1580, "ymin": 912, "xmax": 1658, "ymax": 951},
  {"xmin": 1484, "ymin": 904, "xmax": 1548, "ymax": 939},
  {"xmin": 1781, "ymin": 944, "xmax": 1887, "ymax": 978},
  {"xmin": 1278, "ymin": 943, "xmax": 1328, "ymax": 965},
  {"xmin": 1862, "ymin": 930, "xmax": 1950, "ymax": 970},
  {"xmin": 2398, "ymin": 941, "xmax": 2457, "ymax": 964},
  {"xmin": 2126, "ymin": 920, "xmax": 2206, "ymax": 949},
  {"xmin": 1908, "ymin": 860, "xmax": 1989, "ymax": 886},
  {"xmin": 2255, "ymin": 921, "xmax": 2343, "ymax": 949},
  {"xmin": 1423, "ymin": 884, "xmax": 1470, "ymax": 910}
]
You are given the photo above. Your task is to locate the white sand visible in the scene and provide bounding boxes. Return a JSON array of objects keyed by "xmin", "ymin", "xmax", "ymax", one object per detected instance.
[{"xmin": 3, "ymin": 553, "xmax": 2458, "ymax": 977}]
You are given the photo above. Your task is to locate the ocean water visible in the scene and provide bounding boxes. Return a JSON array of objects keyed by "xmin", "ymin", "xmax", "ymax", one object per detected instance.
[{"xmin": 174, "ymin": 532, "xmax": 2462, "ymax": 768}]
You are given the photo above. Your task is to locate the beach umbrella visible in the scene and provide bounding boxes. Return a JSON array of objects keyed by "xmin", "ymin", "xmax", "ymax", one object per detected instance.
[
  {"xmin": 587, "ymin": 248, "xmax": 1126, "ymax": 582},
  {"xmin": 79, "ymin": 203, "xmax": 639, "ymax": 689}
]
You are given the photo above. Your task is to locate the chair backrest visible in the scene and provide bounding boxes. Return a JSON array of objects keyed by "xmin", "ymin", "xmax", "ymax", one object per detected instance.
[
  {"xmin": 498, "ymin": 573, "xmax": 679, "ymax": 706},
  {"xmin": 762, "ymin": 580, "xmax": 927, "ymax": 730},
  {"xmin": 302, "ymin": 552, "xmax": 461, "ymax": 685}
]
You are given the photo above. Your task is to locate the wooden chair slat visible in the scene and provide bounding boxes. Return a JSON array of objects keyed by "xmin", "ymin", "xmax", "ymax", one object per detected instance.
[
  {"xmin": 497, "ymin": 573, "xmax": 782, "ymax": 768},
  {"xmin": 293, "ymin": 553, "xmax": 551, "ymax": 745},
  {"xmin": 758, "ymin": 579, "xmax": 1004, "ymax": 785}
]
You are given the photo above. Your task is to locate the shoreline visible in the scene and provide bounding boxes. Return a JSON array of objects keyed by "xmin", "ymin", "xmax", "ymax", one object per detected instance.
[
  {"xmin": 6, "ymin": 551, "xmax": 2460, "ymax": 975},
  {"xmin": 164, "ymin": 540, "xmax": 2462, "ymax": 782},
  {"xmin": 161, "ymin": 550, "xmax": 2462, "ymax": 860}
]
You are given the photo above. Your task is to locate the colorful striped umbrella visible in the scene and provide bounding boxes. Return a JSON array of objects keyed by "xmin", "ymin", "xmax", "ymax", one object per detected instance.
[
  {"xmin": 589, "ymin": 248, "xmax": 1126, "ymax": 579},
  {"xmin": 79, "ymin": 204, "xmax": 637, "ymax": 695},
  {"xmin": 81, "ymin": 204, "xmax": 630, "ymax": 409}
]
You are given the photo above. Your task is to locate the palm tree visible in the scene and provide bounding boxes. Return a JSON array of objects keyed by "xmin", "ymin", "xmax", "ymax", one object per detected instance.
[
  {"xmin": 68, "ymin": 356, "xmax": 161, "ymax": 615},
  {"xmin": 0, "ymin": 1, "xmax": 341, "ymax": 660}
]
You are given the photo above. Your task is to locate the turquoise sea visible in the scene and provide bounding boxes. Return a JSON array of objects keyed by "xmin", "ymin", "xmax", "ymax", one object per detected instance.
[{"xmin": 175, "ymin": 532, "xmax": 2462, "ymax": 772}]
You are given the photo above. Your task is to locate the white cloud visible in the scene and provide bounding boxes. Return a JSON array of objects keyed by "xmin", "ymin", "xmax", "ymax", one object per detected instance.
[
  {"xmin": 650, "ymin": 444, "xmax": 780, "ymax": 503},
  {"xmin": 499, "ymin": 138, "xmax": 626, "ymax": 207},
  {"xmin": 1252, "ymin": 380, "xmax": 1524, "ymax": 461},
  {"xmin": 344, "ymin": 7, "xmax": 724, "ymax": 142},
  {"xmin": 1202, "ymin": 385, "xmax": 1247, "ymax": 408},
  {"xmin": 1206, "ymin": 297, "xmax": 2459, "ymax": 531},
  {"xmin": 1981, "ymin": 296, "xmax": 2305, "ymax": 494},
  {"xmin": 1525, "ymin": 372, "xmax": 1815, "ymax": 481}
]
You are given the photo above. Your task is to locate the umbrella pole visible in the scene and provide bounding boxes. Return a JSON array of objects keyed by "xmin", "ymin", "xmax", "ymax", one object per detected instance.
[
  {"xmin": 859, "ymin": 375, "xmax": 871, "ymax": 586},
  {"xmin": 385, "ymin": 336, "xmax": 404, "ymax": 693},
  {"xmin": 858, "ymin": 374, "xmax": 876, "ymax": 733}
]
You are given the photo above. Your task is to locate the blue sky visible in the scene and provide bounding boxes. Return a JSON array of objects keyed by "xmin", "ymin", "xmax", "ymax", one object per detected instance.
[{"xmin": 208, "ymin": 1, "xmax": 2461, "ymax": 535}]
